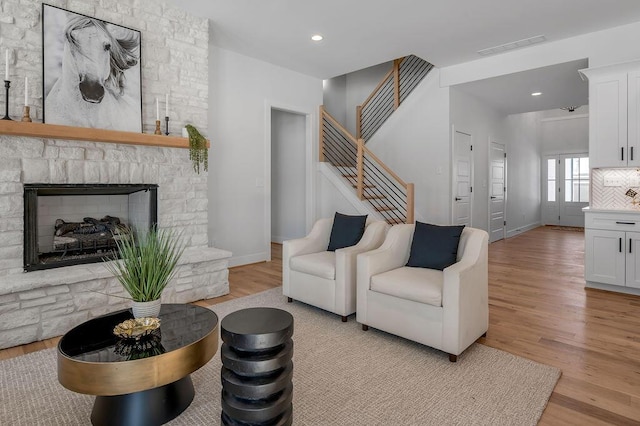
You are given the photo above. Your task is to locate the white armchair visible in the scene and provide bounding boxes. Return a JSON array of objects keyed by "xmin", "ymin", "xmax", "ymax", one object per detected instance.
[
  {"xmin": 283, "ymin": 217, "xmax": 389, "ymax": 321},
  {"xmin": 356, "ymin": 224, "xmax": 489, "ymax": 362}
]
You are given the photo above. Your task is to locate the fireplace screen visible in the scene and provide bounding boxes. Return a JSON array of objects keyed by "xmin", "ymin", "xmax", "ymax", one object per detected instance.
[{"xmin": 23, "ymin": 184, "xmax": 158, "ymax": 272}]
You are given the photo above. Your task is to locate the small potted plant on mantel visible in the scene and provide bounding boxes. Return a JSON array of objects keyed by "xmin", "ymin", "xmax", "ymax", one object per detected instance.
[
  {"xmin": 185, "ymin": 124, "xmax": 208, "ymax": 174},
  {"xmin": 104, "ymin": 227, "xmax": 185, "ymax": 318}
]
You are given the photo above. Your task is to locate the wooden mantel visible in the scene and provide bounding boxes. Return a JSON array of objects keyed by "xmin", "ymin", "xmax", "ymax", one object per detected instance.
[{"xmin": 0, "ymin": 120, "xmax": 209, "ymax": 149}]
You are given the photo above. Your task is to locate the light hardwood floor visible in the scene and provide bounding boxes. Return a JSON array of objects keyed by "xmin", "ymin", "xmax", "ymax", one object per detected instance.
[{"xmin": 2, "ymin": 227, "xmax": 640, "ymax": 424}]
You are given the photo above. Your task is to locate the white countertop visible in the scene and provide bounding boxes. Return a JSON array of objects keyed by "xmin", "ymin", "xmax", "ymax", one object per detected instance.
[{"xmin": 583, "ymin": 206, "xmax": 640, "ymax": 214}]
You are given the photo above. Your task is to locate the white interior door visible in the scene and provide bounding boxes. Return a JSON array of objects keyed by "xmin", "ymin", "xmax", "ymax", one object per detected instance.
[
  {"xmin": 543, "ymin": 154, "xmax": 588, "ymax": 227},
  {"xmin": 452, "ymin": 130, "xmax": 473, "ymax": 226},
  {"xmin": 489, "ymin": 142, "xmax": 506, "ymax": 243}
]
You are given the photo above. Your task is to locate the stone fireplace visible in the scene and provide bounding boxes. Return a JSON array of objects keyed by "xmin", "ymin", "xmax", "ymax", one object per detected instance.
[
  {"xmin": 0, "ymin": 0, "xmax": 221, "ymax": 350},
  {"xmin": 0, "ymin": 137, "xmax": 230, "ymax": 349}
]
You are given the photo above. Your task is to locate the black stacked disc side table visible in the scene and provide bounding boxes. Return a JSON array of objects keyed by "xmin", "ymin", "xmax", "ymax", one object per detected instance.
[{"xmin": 220, "ymin": 307, "xmax": 294, "ymax": 426}]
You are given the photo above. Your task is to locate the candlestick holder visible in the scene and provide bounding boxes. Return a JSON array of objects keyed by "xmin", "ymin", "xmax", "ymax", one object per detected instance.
[
  {"xmin": 22, "ymin": 105, "xmax": 31, "ymax": 122},
  {"xmin": 164, "ymin": 116, "xmax": 169, "ymax": 135},
  {"xmin": 2, "ymin": 80, "xmax": 12, "ymax": 120},
  {"xmin": 154, "ymin": 119, "xmax": 162, "ymax": 135}
]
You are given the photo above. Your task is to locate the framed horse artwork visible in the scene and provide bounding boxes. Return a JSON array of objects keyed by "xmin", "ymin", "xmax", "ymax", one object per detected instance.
[{"xmin": 42, "ymin": 4, "xmax": 142, "ymax": 133}]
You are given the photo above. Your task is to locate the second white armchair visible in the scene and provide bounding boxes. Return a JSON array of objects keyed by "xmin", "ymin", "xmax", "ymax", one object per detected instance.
[{"xmin": 356, "ymin": 223, "xmax": 489, "ymax": 362}]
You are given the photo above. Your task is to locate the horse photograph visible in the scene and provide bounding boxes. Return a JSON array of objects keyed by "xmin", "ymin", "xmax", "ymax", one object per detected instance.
[{"xmin": 43, "ymin": 4, "xmax": 142, "ymax": 132}]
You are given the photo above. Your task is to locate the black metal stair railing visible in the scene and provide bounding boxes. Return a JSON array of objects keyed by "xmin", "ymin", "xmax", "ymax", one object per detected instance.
[
  {"xmin": 357, "ymin": 55, "xmax": 433, "ymax": 142},
  {"xmin": 320, "ymin": 106, "xmax": 414, "ymax": 225}
]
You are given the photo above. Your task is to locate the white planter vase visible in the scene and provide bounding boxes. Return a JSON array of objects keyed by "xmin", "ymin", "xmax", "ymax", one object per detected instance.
[{"xmin": 132, "ymin": 299, "xmax": 162, "ymax": 318}]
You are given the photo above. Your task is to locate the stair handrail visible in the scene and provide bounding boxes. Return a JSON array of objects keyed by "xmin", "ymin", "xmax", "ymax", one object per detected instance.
[
  {"xmin": 356, "ymin": 55, "xmax": 433, "ymax": 141},
  {"xmin": 356, "ymin": 138, "xmax": 414, "ymax": 224},
  {"xmin": 360, "ymin": 68, "xmax": 395, "ymax": 111},
  {"xmin": 320, "ymin": 105, "xmax": 414, "ymax": 224},
  {"xmin": 319, "ymin": 105, "xmax": 357, "ymax": 162},
  {"xmin": 356, "ymin": 58, "xmax": 403, "ymax": 139}
]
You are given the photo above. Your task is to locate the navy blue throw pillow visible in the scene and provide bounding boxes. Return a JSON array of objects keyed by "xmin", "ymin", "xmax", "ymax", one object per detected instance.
[
  {"xmin": 327, "ymin": 212, "xmax": 367, "ymax": 252},
  {"xmin": 406, "ymin": 222, "xmax": 465, "ymax": 270}
]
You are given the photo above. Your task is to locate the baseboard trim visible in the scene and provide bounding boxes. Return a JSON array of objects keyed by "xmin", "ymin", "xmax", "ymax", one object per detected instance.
[
  {"xmin": 586, "ymin": 281, "xmax": 640, "ymax": 296},
  {"xmin": 228, "ymin": 252, "xmax": 269, "ymax": 268},
  {"xmin": 506, "ymin": 222, "xmax": 541, "ymax": 239}
]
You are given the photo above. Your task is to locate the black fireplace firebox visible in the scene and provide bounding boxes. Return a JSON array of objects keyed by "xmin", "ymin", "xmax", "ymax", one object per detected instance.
[{"xmin": 23, "ymin": 183, "xmax": 158, "ymax": 272}]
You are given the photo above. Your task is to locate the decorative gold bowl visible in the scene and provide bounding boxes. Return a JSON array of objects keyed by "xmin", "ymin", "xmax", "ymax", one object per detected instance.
[{"xmin": 113, "ymin": 317, "xmax": 161, "ymax": 340}]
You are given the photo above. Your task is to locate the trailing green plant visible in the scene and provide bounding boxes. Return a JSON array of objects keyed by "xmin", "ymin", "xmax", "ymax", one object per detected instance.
[
  {"xmin": 186, "ymin": 124, "xmax": 208, "ymax": 174},
  {"xmin": 104, "ymin": 227, "xmax": 185, "ymax": 302}
]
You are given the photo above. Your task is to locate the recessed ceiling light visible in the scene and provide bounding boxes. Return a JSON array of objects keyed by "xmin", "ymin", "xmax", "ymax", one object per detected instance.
[
  {"xmin": 531, "ymin": 92, "xmax": 542, "ymax": 96},
  {"xmin": 311, "ymin": 34, "xmax": 323, "ymax": 41}
]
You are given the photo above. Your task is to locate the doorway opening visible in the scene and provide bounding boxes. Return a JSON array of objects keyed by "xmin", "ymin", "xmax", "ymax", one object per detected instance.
[
  {"xmin": 271, "ymin": 109, "xmax": 307, "ymax": 244},
  {"xmin": 265, "ymin": 103, "xmax": 315, "ymax": 261},
  {"xmin": 542, "ymin": 153, "xmax": 589, "ymax": 227}
]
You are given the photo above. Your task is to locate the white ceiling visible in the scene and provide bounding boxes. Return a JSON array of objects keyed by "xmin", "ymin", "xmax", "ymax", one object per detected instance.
[
  {"xmin": 171, "ymin": 0, "xmax": 640, "ymax": 115},
  {"xmin": 453, "ymin": 59, "xmax": 589, "ymax": 115},
  {"xmin": 175, "ymin": 0, "xmax": 640, "ymax": 80}
]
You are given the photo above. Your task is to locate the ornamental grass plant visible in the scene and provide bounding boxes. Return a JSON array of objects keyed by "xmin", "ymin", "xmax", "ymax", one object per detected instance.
[{"xmin": 105, "ymin": 227, "xmax": 185, "ymax": 302}]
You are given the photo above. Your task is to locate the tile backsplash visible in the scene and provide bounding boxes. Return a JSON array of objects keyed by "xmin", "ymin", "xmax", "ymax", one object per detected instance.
[{"xmin": 591, "ymin": 168, "xmax": 640, "ymax": 210}]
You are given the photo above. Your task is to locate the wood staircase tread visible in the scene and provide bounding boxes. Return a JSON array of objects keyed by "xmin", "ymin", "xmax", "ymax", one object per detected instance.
[{"xmin": 375, "ymin": 206, "xmax": 397, "ymax": 212}]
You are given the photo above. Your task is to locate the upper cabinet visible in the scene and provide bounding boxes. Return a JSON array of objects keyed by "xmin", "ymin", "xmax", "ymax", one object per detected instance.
[{"xmin": 581, "ymin": 61, "xmax": 640, "ymax": 168}]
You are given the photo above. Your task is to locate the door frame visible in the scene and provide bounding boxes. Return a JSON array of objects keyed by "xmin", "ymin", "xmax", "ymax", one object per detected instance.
[
  {"xmin": 450, "ymin": 125, "xmax": 474, "ymax": 226},
  {"xmin": 488, "ymin": 140, "xmax": 507, "ymax": 241},
  {"xmin": 264, "ymin": 100, "xmax": 315, "ymax": 261}
]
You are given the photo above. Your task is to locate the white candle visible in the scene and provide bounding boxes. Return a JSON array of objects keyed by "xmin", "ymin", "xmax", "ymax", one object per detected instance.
[
  {"xmin": 156, "ymin": 97, "xmax": 159, "ymax": 120},
  {"xmin": 24, "ymin": 76, "xmax": 28, "ymax": 106},
  {"xmin": 165, "ymin": 94, "xmax": 169, "ymax": 117},
  {"xmin": 4, "ymin": 50, "xmax": 8, "ymax": 80}
]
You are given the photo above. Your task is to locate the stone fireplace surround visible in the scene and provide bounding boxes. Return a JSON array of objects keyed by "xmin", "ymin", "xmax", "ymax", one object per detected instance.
[{"xmin": 0, "ymin": 136, "xmax": 231, "ymax": 349}]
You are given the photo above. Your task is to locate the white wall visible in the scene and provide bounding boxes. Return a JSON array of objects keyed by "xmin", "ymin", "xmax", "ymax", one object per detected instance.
[
  {"xmin": 450, "ymin": 88, "xmax": 508, "ymax": 231},
  {"xmin": 271, "ymin": 109, "xmax": 306, "ymax": 243},
  {"xmin": 323, "ymin": 75, "xmax": 347, "ymax": 124},
  {"xmin": 540, "ymin": 106, "xmax": 589, "ymax": 154},
  {"xmin": 505, "ymin": 112, "xmax": 542, "ymax": 236},
  {"xmin": 316, "ymin": 171, "xmax": 363, "ymax": 219},
  {"xmin": 366, "ymin": 69, "xmax": 451, "ymax": 224},
  {"xmin": 208, "ymin": 46, "xmax": 323, "ymax": 266}
]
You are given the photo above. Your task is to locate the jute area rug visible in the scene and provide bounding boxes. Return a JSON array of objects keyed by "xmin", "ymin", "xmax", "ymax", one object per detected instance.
[{"xmin": 1, "ymin": 287, "xmax": 560, "ymax": 425}]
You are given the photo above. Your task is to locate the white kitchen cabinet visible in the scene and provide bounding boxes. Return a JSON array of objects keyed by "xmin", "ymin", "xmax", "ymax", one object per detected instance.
[
  {"xmin": 585, "ymin": 228, "xmax": 625, "ymax": 286},
  {"xmin": 626, "ymin": 232, "xmax": 640, "ymax": 288},
  {"xmin": 581, "ymin": 61, "xmax": 640, "ymax": 168},
  {"xmin": 584, "ymin": 210, "xmax": 640, "ymax": 293}
]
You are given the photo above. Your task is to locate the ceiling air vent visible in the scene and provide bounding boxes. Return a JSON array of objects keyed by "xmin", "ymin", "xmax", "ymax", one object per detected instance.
[{"xmin": 477, "ymin": 35, "xmax": 546, "ymax": 56}]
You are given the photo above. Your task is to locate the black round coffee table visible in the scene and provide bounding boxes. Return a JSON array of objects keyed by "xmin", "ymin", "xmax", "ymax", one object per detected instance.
[
  {"xmin": 57, "ymin": 304, "xmax": 218, "ymax": 426},
  {"xmin": 220, "ymin": 307, "xmax": 294, "ymax": 426}
]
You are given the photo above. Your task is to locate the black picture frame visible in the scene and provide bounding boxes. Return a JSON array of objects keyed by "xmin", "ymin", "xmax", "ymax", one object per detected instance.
[{"xmin": 42, "ymin": 4, "xmax": 142, "ymax": 133}]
